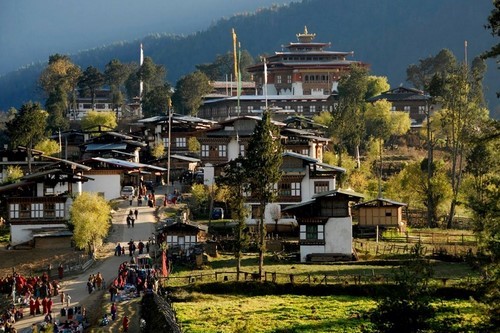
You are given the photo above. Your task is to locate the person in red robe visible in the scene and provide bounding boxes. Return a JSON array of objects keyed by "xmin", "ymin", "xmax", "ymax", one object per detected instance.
[
  {"xmin": 41, "ymin": 296, "xmax": 48, "ymax": 314},
  {"xmin": 34, "ymin": 297, "xmax": 41, "ymax": 315},
  {"xmin": 29, "ymin": 297, "xmax": 35, "ymax": 316},
  {"xmin": 47, "ymin": 297, "xmax": 53, "ymax": 314},
  {"xmin": 123, "ymin": 315, "xmax": 129, "ymax": 332}
]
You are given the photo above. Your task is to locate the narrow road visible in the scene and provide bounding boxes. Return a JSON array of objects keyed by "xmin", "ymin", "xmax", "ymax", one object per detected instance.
[{"xmin": 16, "ymin": 195, "xmax": 160, "ymax": 332}]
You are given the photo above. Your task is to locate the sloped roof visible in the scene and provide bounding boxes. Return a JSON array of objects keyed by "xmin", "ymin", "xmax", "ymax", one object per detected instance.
[
  {"xmin": 91, "ymin": 157, "xmax": 167, "ymax": 171},
  {"xmin": 353, "ymin": 198, "xmax": 407, "ymax": 208},
  {"xmin": 283, "ymin": 152, "xmax": 346, "ymax": 173},
  {"xmin": 367, "ymin": 86, "xmax": 431, "ymax": 102},
  {"xmin": 312, "ymin": 188, "xmax": 364, "ymax": 199}
]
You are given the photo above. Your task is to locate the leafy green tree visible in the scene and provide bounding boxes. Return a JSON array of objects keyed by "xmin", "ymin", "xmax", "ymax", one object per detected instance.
[
  {"xmin": 2, "ymin": 166, "xmax": 23, "ymax": 184},
  {"xmin": 482, "ymin": 0, "xmax": 499, "ymax": 99},
  {"xmin": 69, "ymin": 192, "xmax": 111, "ymax": 256},
  {"xmin": 189, "ymin": 183, "xmax": 210, "ymax": 218},
  {"xmin": 244, "ymin": 110, "xmax": 282, "ymax": 278},
  {"xmin": 172, "ymin": 71, "xmax": 213, "ymax": 115},
  {"xmin": 385, "ymin": 160, "xmax": 451, "ymax": 225},
  {"xmin": 124, "ymin": 62, "xmax": 141, "ymax": 100},
  {"xmin": 81, "ymin": 110, "xmax": 117, "ymax": 132},
  {"xmin": 463, "ymin": 120, "xmax": 500, "ymax": 332},
  {"xmin": 328, "ymin": 65, "xmax": 369, "ymax": 170},
  {"xmin": 104, "ymin": 59, "xmax": 131, "ymax": 112},
  {"xmin": 434, "ymin": 64, "xmax": 489, "ymax": 228},
  {"xmin": 34, "ymin": 139, "xmax": 60, "ymax": 156},
  {"xmin": 45, "ymin": 85, "xmax": 70, "ymax": 132},
  {"xmin": 406, "ymin": 49, "xmax": 457, "ymax": 91},
  {"xmin": 39, "ymin": 54, "xmax": 81, "ymax": 130},
  {"xmin": 142, "ymin": 84, "xmax": 172, "ymax": 117},
  {"xmin": 140, "ymin": 56, "xmax": 167, "ymax": 97},
  {"xmin": 39, "ymin": 54, "xmax": 81, "ymax": 98},
  {"xmin": 187, "ymin": 137, "xmax": 201, "ymax": 154},
  {"xmin": 366, "ymin": 76, "xmax": 390, "ymax": 99},
  {"xmin": 150, "ymin": 142, "xmax": 165, "ymax": 159},
  {"xmin": 196, "ymin": 50, "xmax": 255, "ymax": 81},
  {"xmin": 365, "ymin": 100, "xmax": 410, "ymax": 197},
  {"xmin": 78, "ymin": 66, "xmax": 105, "ymax": 109},
  {"xmin": 218, "ymin": 158, "xmax": 250, "ymax": 280},
  {"xmin": 7, "ymin": 102, "xmax": 48, "ymax": 172}
]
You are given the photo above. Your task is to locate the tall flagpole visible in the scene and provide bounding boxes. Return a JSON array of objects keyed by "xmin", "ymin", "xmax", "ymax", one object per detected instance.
[
  {"xmin": 139, "ymin": 43, "xmax": 144, "ymax": 117},
  {"xmin": 232, "ymin": 29, "xmax": 239, "ymax": 115},
  {"xmin": 263, "ymin": 58, "xmax": 268, "ymax": 110}
]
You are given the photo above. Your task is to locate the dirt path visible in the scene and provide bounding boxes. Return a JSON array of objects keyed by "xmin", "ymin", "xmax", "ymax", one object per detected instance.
[{"xmin": 7, "ymin": 196, "xmax": 160, "ymax": 333}]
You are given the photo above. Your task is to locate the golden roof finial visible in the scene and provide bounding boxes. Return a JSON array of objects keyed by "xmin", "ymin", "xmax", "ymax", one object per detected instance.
[{"xmin": 296, "ymin": 26, "xmax": 316, "ymax": 43}]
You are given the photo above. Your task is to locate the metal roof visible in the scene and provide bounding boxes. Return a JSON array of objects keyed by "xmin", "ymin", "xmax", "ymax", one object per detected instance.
[
  {"xmin": 354, "ymin": 198, "xmax": 407, "ymax": 208},
  {"xmin": 91, "ymin": 157, "xmax": 167, "ymax": 171},
  {"xmin": 85, "ymin": 143, "xmax": 128, "ymax": 151}
]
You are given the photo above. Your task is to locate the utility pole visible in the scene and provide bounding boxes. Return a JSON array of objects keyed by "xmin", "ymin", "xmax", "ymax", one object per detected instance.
[
  {"xmin": 425, "ymin": 96, "xmax": 435, "ymax": 227},
  {"xmin": 166, "ymin": 98, "xmax": 172, "ymax": 193}
]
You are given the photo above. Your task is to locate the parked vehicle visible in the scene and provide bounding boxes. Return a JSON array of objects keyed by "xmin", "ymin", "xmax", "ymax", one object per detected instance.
[
  {"xmin": 212, "ymin": 207, "xmax": 224, "ymax": 220},
  {"xmin": 120, "ymin": 186, "xmax": 135, "ymax": 198}
]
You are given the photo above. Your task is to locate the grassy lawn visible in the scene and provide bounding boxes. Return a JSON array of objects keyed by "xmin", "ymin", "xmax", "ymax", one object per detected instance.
[
  {"xmin": 173, "ymin": 293, "xmax": 375, "ymax": 333},
  {"xmin": 172, "ymin": 292, "xmax": 483, "ymax": 333}
]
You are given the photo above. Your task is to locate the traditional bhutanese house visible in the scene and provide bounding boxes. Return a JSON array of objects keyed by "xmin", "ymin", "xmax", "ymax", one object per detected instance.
[
  {"xmin": 80, "ymin": 131, "xmax": 147, "ymax": 162},
  {"xmin": 0, "ymin": 158, "xmax": 92, "ymax": 248},
  {"xmin": 283, "ymin": 189, "xmax": 363, "ymax": 262},
  {"xmin": 136, "ymin": 114, "xmax": 216, "ymax": 160},
  {"xmin": 353, "ymin": 198, "xmax": 407, "ymax": 230},
  {"xmin": 0, "ymin": 147, "xmax": 47, "ymax": 182},
  {"xmin": 366, "ymin": 86, "xmax": 435, "ymax": 127},
  {"xmin": 148, "ymin": 154, "xmax": 201, "ymax": 188},
  {"xmin": 159, "ymin": 221, "xmax": 208, "ymax": 256},
  {"xmin": 50, "ymin": 130, "xmax": 86, "ymax": 161},
  {"xmin": 80, "ymin": 157, "xmax": 167, "ymax": 200},
  {"xmin": 196, "ymin": 115, "xmax": 330, "ymax": 177}
]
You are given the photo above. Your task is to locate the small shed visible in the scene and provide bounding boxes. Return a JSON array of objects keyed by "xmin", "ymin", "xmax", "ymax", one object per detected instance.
[
  {"xmin": 159, "ymin": 221, "xmax": 207, "ymax": 256},
  {"xmin": 354, "ymin": 198, "xmax": 407, "ymax": 228}
]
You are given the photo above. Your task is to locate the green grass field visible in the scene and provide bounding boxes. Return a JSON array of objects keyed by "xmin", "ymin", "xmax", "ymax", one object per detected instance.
[{"xmin": 172, "ymin": 292, "xmax": 483, "ymax": 333}]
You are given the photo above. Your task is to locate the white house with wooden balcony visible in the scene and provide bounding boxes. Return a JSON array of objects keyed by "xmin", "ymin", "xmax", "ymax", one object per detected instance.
[
  {"xmin": 0, "ymin": 158, "xmax": 92, "ymax": 248},
  {"xmin": 283, "ymin": 189, "xmax": 364, "ymax": 262}
]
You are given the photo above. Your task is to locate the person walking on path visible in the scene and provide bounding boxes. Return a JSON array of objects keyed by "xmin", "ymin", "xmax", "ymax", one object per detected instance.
[
  {"xmin": 122, "ymin": 315, "xmax": 129, "ymax": 332},
  {"xmin": 65, "ymin": 293, "xmax": 71, "ymax": 308},
  {"xmin": 110, "ymin": 302, "xmax": 117, "ymax": 321},
  {"xmin": 134, "ymin": 209, "xmax": 138, "ymax": 221}
]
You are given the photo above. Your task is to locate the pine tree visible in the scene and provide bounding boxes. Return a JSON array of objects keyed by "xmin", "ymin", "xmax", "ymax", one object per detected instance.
[{"xmin": 244, "ymin": 110, "xmax": 282, "ymax": 279}]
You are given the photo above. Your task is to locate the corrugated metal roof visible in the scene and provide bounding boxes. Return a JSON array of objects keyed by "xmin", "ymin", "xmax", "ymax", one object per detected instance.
[{"xmin": 86, "ymin": 143, "xmax": 128, "ymax": 151}]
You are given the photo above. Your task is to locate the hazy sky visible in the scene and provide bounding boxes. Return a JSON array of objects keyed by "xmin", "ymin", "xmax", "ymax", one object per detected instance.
[{"xmin": 0, "ymin": 0, "xmax": 295, "ymax": 75}]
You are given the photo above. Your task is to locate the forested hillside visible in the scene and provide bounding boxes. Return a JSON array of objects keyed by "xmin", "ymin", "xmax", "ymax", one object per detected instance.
[{"xmin": 0, "ymin": 0, "xmax": 497, "ymax": 115}]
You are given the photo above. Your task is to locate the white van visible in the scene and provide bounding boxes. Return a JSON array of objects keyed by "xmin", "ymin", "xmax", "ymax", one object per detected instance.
[{"xmin": 120, "ymin": 186, "xmax": 135, "ymax": 198}]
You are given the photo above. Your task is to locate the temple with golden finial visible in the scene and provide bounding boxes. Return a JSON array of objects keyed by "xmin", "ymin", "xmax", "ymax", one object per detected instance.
[
  {"xmin": 247, "ymin": 26, "xmax": 367, "ymax": 97},
  {"xmin": 198, "ymin": 27, "xmax": 368, "ymax": 120}
]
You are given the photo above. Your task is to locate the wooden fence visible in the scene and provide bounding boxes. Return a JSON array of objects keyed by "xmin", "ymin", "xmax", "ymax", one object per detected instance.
[{"xmin": 160, "ymin": 269, "xmax": 473, "ymax": 288}]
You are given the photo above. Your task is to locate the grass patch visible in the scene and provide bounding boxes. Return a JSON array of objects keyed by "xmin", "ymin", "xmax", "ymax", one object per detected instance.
[
  {"xmin": 173, "ymin": 293, "xmax": 375, "ymax": 333},
  {"xmin": 171, "ymin": 290, "xmax": 484, "ymax": 332},
  {"xmin": 0, "ymin": 226, "xmax": 9, "ymax": 243}
]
